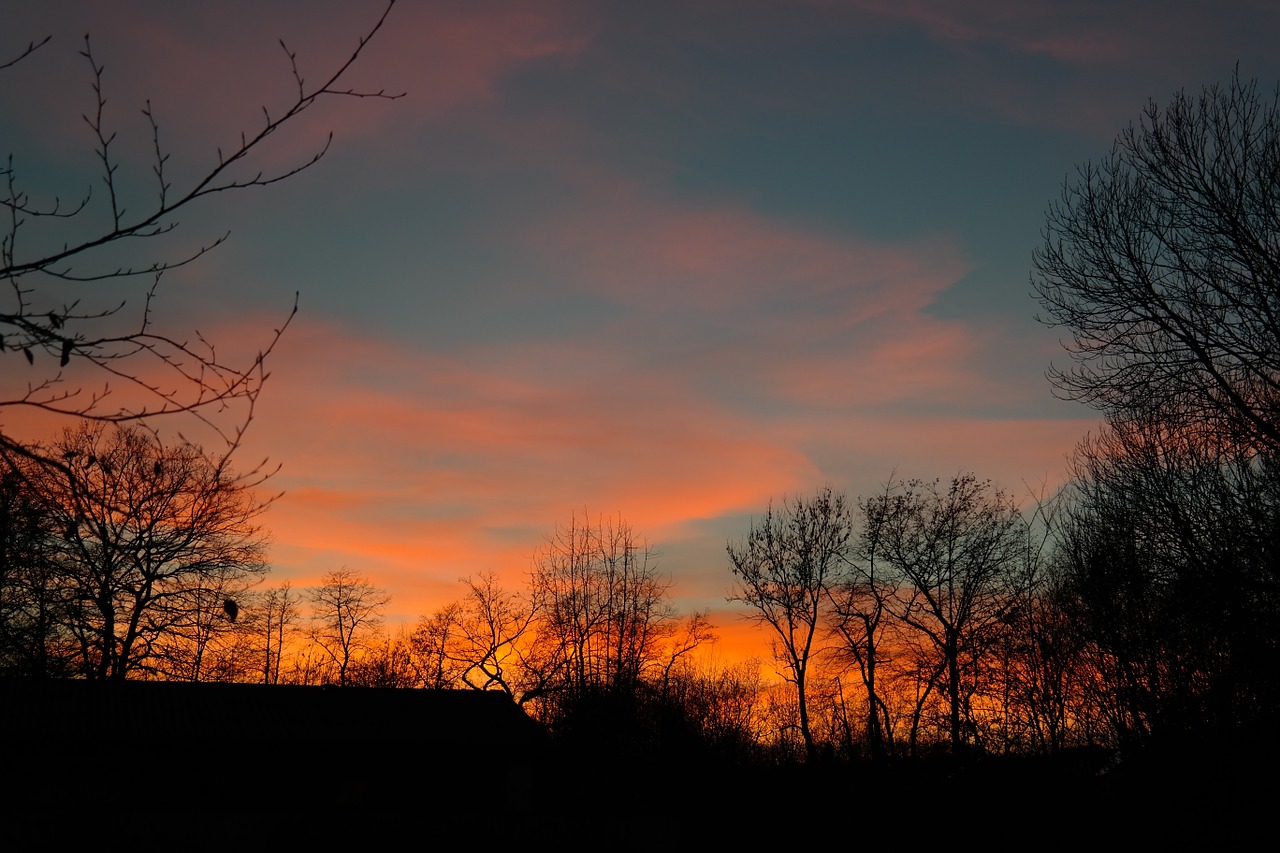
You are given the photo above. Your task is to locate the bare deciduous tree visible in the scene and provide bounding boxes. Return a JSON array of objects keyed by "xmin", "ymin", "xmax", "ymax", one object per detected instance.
[
  {"xmin": 308, "ymin": 568, "xmax": 389, "ymax": 686},
  {"xmin": 347, "ymin": 629, "xmax": 419, "ymax": 688},
  {"xmin": 452, "ymin": 572, "xmax": 540, "ymax": 700},
  {"xmin": 532, "ymin": 513, "xmax": 688, "ymax": 701},
  {"xmin": 0, "ymin": 465, "xmax": 67, "ymax": 676},
  {"xmin": 1050, "ymin": 412, "xmax": 1280, "ymax": 749},
  {"xmin": 410, "ymin": 601, "xmax": 468, "ymax": 690},
  {"xmin": 255, "ymin": 581, "xmax": 302, "ymax": 685},
  {"xmin": 1, "ymin": 423, "xmax": 269, "ymax": 679},
  {"xmin": 827, "ymin": 483, "xmax": 903, "ymax": 764},
  {"xmin": 1032, "ymin": 71, "xmax": 1280, "ymax": 453},
  {"xmin": 727, "ymin": 486, "xmax": 852, "ymax": 760},
  {"xmin": 864, "ymin": 474, "xmax": 1027, "ymax": 754}
]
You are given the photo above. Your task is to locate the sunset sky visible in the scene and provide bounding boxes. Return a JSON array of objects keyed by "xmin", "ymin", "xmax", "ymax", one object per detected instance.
[{"xmin": 5, "ymin": 0, "xmax": 1280, "ymax": 661}]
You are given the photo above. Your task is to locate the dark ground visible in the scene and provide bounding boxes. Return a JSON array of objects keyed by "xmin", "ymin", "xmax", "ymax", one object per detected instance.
[{"xmin": 1, "ymin": 681, "xmax": 1273, "ymax": 849}]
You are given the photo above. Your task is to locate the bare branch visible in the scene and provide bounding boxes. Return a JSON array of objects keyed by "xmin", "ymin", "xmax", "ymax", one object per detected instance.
[
  {"xmin": 1, "ymin": 2, "xmax": 399, "ymax": 464},
  {"xmin": 0, "ymin": 36, "xmax": 51, "ymax": 71}
]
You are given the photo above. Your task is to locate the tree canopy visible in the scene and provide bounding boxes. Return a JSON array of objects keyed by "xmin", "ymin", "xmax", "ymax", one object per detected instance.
[{"xmin": 1032, "ymin": 71, "xmax": 1280, "ymax": 453}]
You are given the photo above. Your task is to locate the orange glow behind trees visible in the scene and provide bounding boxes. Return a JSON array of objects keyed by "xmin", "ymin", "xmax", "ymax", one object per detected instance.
[{"xmin": 5, "ymin": 3, "xmax": 1279, "ymax": 786}]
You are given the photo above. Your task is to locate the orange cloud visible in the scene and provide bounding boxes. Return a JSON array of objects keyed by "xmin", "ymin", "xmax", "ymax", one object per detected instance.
[
  {"xmin": 209, "ymin": 297, "xmax": 1091, "ymax": 639},
  {"xmin": 229, "ymin": 317, "xmax": 815, "ymax": 601},
  {"xmin": 98, "ymin": 150, "xmax": 1091, "ymax": 668}
]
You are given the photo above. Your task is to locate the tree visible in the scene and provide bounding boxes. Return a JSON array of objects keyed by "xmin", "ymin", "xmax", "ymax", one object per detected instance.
[
  {"xmin": 254, "ymin": 581, "xmax": 302, "ymax": 685},
  {"xmin": 410, "ymin": 601, "xmax": 469, "ymax": 690},
  {"xmin": 660, "ymin": 657, "xmax": 765, "ymax": 762},
  {"xmin": 827, "ymin": 483, "xmax": 903, "ymax": 764},
  {"xmin": 1032, "ymin": 71, "xmax": 1280, "ymax": 454},
  {"xmin": 448, "ymin": 572, "xmax": 542, "ymax": 701},
  {"xmin": 148, "ymin": 561, "xmax": 260, "ymax": 682},
  {"xmin": 0, "ymin": 465, "xmax": 70, "ymax": 676},
  {"xmin": 347, "ymin": 629, "xmax": 419, "ymax": 688},
  {"xmin": 727, "ymin": 486, "xmax": 852, "ymax": 760},
  {"xmin": 864, "ymin": 474, "xmax": 1027, "ymax": 754},
  {"xmin": 990, "ymin": 564, "xmax": 1092, "ymax": 755},
  {"xmin": 406, "ymin": 574, "xmax": 544, "ymax": 698},
  {"xmin": 0, "ymin": 3, "xmax": 401, "ymax": 470},
  {"xmin": 307, "ymin": 568, "xmax": 390, "ymax": 687},
  {"xmin": 0, "ymin": 423, "xmax": 269, "ymax": 679},
  {"xmin": 1049, "ymin": 412, "xmax": 1280, "ymax": 749},
  {"xmin": 524, "ymin": 512, "xmax": 713, "ymax": 749},
  {"xmin": 532, "ymin": 513, "xmax": 685, "ymax": 701}
]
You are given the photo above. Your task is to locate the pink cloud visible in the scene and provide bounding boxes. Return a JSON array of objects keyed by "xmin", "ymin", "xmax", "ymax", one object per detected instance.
[
  {"xmin": 529, "ymin": 185, "xmax": 965, "ymax": 324},
  {"xmin": 518, "ymin": 176, "xmax": 977, "ymax": 420},
  {"xmin": 519, "ymin": 171, "xmax": 995, "ymax": 414},
  {"xmin": 229, "ymin": 296, "xmax": 1091, "ymax": 624},
  {"xmin": 759, "ymin": 317, "xmax": 984, "ymax": 408},
  {"xmin": 0, "ymin": 1, "xmax": 596, "ymax": 184}
]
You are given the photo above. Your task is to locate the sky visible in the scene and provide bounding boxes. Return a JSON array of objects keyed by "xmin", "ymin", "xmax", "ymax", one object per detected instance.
[{"xmin": 5, "ymin": 0, "xmax": 1280, "ymax": 661}]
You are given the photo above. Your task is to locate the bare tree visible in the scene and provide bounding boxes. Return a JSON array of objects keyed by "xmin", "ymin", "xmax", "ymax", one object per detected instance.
[
  {"xmin": 0, "ymin": 423, "xmax": 269, "ymax": 679},
  {"xmin": 1049, "ymin": 411, "xmax": 1280, "ymax": 749},
  {"xmin": 659, "ymin": 656, "xmax": 765, "ymax": 761},
  {"xmin": 407, "ymin": 574, "xmax": 542, "ymax": 697},
  {"xmin": 255, "ymin": 581, "xmax": 302, "ymax": 685},
  {"xmin": 727, "ymin": 486, "xmax": 852, "ymax": 760},
  {"xmin": 865, "ymin": 474, "xmax": 1027, "ymax": 754},
  {"xmin": 531, "ymin": 513, "xmax": 687, "ymax": 702},
  {"xmin": 410, "ymin": 601, "xmax": 468, "ymax": 690},
  {"xmin": 994, "ymin": 571, "xmax": 1092, "ymax": 754},
  {"xmin": 0, "ymin": 465, "xmax": 69, "ymax": 676},
  {"xmin": 149, "ymin": 567, "xmax": 259, "ymax": 682},
  {"xmin": 0, "ymin": 2, "xmax": 401, "ymax": 470},
  {"xmin": 451, "ymin": 572, "xmax": 541, "ymax": 700},
  {"xmin": 1032, "ymin": 70, "xmax": 1280, "ymax": 454},
  {"xmin": 827, "ymin": 483, "xmax": 903, "ymax": 764},
  {"xmin": 307, "ymin": 568, "xmax": 389, "ymax": 687},
  {"xmin": 347, "ymin": 629, "xmax": 419, "ymax": 688}
]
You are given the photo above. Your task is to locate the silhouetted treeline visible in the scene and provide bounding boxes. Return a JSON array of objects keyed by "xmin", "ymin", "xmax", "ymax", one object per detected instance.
[
  {"xmin": 4, "ymin": 427, "xmax": 1279, "ymax": 769},
  {"xmin": 1026, "ymin": 69, "xmax": 1280, "ymax": 766}
]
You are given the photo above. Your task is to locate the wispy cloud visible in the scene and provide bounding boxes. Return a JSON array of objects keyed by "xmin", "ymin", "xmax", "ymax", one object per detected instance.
[{"xmin": 0, "ymin": 1, "xmax": 597, "ymax": 178}]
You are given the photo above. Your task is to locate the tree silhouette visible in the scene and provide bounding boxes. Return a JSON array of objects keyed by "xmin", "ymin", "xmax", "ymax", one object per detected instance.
[
  {"xmin": 0, "ymin": 465, "xmax": 65, "ymax": 676},
  {"xmin": 1032, "ymin": 70, "xmax": 1280, "ymax": 454},
  {"xmin": 863, "ymin": 474, "xmax": 1027, "ymax": 754},
  {"xmin": 827, "ymin": 483, "xmax": 903, "ymax": 764},
  {"xmin": 410, "ymin": 601, "xmax": 469, "ymax": 690},
  {"xmin": 1050, "ymin": 412, "xmax": 1280, "ymax": 749},
  {"xmin": 450, "ymin": 572, "xmax": 541, "ymax": 700},
  {"xmin": 253, "ymin": 582, "xmax": 302, "ymax": 685},
  {"xmin": 0, "ymin": 423, "xmax": 269, "ymax": 679},
  {"xmin": 532, "ymin": 514, "xmax": 683, "ymax": 702},
  {"xmin": 727, "ymin": 486, "xmax": 852, "ymax": 760},
  {"xmin": 308, "ymin": 568, "xmax": 390, "ymax": 687}
]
